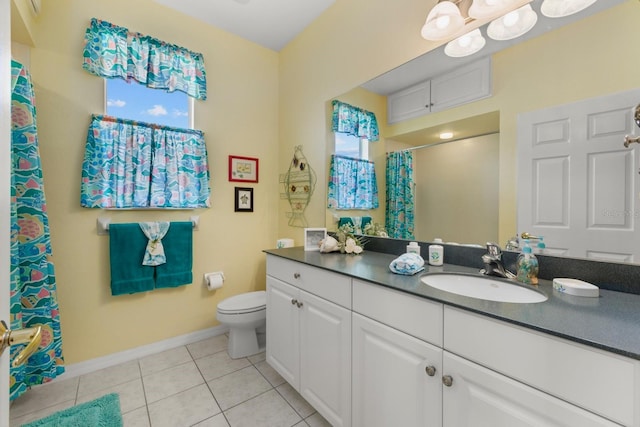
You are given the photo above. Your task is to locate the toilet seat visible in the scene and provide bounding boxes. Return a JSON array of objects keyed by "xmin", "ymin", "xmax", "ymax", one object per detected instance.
[{"xmin": 217, "ymin": 290, "xmax": 266, "ymax": 315}]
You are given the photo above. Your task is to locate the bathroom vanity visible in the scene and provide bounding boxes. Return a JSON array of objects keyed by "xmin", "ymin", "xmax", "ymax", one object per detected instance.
[{"xmin": 265, "ymin": 248, "xmax": 640, "ymax": 427}]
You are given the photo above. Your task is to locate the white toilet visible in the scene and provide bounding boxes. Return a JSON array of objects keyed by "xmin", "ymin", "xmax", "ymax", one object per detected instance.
[{"xmin": 216, "ymin": 291, "xmax": 267, "ymax": 359}]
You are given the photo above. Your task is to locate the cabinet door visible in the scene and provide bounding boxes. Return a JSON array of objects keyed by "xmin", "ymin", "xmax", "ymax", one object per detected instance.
[
  {"xmin": 431, "ymin": 56, "xmax": 491, "ymax": 113},
  {"xmin": 266, "ymin": 276, "xmax": 300, "ymax": 387},
  {"xmin": 352, "ymin": 313, "xmax": 442, "ymax": 427},
  {"xmin": 299, "ymin": 291, "xmax": 351, "ymax": 427},
  {"xmin": 442, "ymin": 351, "xmax": 620, "ymax": 427},
  {"xmin": 387, "ymin": 81, "xmax": 431, "ymax": 124}
]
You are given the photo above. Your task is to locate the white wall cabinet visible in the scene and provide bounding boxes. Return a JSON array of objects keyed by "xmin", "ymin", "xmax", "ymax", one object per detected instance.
[
  {"xmin": 266, "ymin": 256, "xmax": 351, "ymax": 427},
  {"xmin": 386, "ymin": 56, "xmax": 492, "ymax": 124}
]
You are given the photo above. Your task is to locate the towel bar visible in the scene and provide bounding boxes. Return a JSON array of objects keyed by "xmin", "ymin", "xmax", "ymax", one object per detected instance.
[{"xmin": 97, "ymin": 216, "xmax": 199, "ymax": 235}]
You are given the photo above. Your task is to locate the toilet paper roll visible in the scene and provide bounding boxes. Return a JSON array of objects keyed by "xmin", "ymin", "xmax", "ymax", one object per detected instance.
[
  {"xmin": 277, "ymin": 238, "xmax": 294, "ymax": 248},
  {"xmin": 204, "ymin": 272, "xmax": 224, "ymax": 291}
]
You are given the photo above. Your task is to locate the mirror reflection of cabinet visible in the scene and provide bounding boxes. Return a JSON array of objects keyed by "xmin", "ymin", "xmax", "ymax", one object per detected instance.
[{"xmin": 386, "ymin": 57, "xmax": 492, "ymax": 125}]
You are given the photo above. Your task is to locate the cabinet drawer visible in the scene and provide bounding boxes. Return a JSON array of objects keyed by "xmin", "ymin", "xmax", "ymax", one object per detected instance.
[
  {"xmin": 353, "ymin": 279, "xmax": 443, "ymax": 347},
  {"xmin": 266, "ymin": 255, "xmax": 351, "ymax": 308},
  {"xmin": 444, "ymin": 307, "xmax": 639, "ymax": 426}
]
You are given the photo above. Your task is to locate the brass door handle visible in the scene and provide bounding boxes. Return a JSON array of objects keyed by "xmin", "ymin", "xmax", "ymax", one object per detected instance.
[{"xmin": 0, "ymin": 320, "xmax": 42, "ymax": 367}]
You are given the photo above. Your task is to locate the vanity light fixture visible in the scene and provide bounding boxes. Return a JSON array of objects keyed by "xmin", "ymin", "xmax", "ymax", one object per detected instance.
[
  {"xmin": 468, "ymin": 0, "xmax": 512, "ymax": 19},
  {"xmin": 421, "ymin": 1, "xmax": 466, "ymax": 41},
  {"xmin": 445, "ymin": 28, "xmax": 486, "ymax": 57},
  {"xmin": 540, "ymin": 0, "xmax": 597, "ymax": 18},
  {"xmin": 487, "ymin": 4, "xmax": 538, "ymax": 40}
]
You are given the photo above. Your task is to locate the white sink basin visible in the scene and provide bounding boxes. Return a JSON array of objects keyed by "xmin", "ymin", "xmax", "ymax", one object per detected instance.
[{"xmin": 420, "ymin": 273, "xmax": 547, "ymax": 303}]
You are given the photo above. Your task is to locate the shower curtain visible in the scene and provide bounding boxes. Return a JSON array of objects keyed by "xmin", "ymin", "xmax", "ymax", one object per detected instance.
[
  {"xmin": 385, "ymin": 151, "xmax": 415, "ymax": 239},
  {"xmin": 10, "ymin": 59, "xmax": 64, "ymax": 401}
]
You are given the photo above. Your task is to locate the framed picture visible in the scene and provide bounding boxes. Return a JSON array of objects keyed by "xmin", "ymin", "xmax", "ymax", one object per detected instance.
[
  {"xmin": 234, "ymin": 187, "xmax": 254, "ymax": 212},
  {"xmin": 304, "ymin": 228, "xmax": 327, "ymax": 251},
  {"xmin": 229, "ymin": 155, "xmax": 259, "ymax": 183}
]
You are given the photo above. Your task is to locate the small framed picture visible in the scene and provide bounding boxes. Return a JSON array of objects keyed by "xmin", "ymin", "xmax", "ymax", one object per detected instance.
[
  {"xmin": 304, "ymin": 228, "xmax": 327, "ymax": 251},
  {"xmin": 229, "ymin": 155, "xmax": 259, "ymax": 183},
  {"xmin": 234, "ymin": 187, "xmax": 254, "ymax": 212}
]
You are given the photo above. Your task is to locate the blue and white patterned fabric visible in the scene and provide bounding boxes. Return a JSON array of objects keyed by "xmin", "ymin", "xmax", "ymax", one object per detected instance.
[
  {"xmin": 327, "ymin": 155, "xmax": 379, "ymax": 210},
  {"xmin": 331, "ymin": 100, "xmax": 379, "ymax": 141},
  {"xmin": 385, "ymin": 151, "xmax": 415, "ymax": 239},
  {"xmin": 389, "ymin": 253, "xmax": 425, "ymax": 275},
  {"xmin": 139, "ymin": 222, "xmax": 170, "ymax": 266}
]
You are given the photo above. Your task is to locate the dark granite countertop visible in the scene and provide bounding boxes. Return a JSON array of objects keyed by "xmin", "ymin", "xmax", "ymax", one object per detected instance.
[{"xmin": 265, "ymin": 247, "xmax": 640, "ymax": 361}]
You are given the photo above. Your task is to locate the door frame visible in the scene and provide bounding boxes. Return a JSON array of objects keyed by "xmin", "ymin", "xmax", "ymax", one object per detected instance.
[{"xmin": 1, "ymin": 0, "xmax": 12, "ymax": 423}]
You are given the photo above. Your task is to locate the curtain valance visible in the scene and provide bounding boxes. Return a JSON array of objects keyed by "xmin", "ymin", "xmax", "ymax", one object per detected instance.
[
  {"xmin": 328, "ymin": 155, "xmax": 379, "ymax": 210},
  {"xmin": 82, "ymin": 18, "xmax": 207, "ymax": 100},
  {"xmin": 81, "ymin": 115, "xmax": 210, "ymax": 209},
  {"xmin": 331, "ymin": 100, "xmax": 380, "ymax": 142}
]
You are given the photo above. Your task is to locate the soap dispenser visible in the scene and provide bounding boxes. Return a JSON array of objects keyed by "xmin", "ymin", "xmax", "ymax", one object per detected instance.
[{"xmin": 516, "ymin": 242, "xmax": 539, "ymax": 285}]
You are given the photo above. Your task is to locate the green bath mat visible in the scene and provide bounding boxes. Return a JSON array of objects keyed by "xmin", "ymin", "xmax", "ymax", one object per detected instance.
[{"xmin": 22, "ymin": 393, "xmax": 123, "ymax": 427}]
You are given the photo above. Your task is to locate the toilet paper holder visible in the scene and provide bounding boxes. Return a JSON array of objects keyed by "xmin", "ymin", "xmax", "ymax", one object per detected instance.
[{"xmin": 204, "ymin": 271, "xmax": 225, "ymax": 290}]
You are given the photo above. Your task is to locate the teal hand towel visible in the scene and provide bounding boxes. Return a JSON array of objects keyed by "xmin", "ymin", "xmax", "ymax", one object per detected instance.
[
  {"xmin": 109, "ymin": 223, "xmax": 155, "ymax": 295},
  {"xmin": 155, "ymin": 221, "xmax": 193, "ymax": 288}
]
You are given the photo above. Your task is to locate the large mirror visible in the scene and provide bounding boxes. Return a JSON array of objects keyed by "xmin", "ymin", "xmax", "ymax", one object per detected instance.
[{"xmin": 326, "ymin": 0, "xmax": 640, "ymax": 261}]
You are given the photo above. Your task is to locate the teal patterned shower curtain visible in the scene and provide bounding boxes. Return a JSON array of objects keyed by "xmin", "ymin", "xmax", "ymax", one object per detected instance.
[
  {"xmin": 10, "ymin": 60, "xmax": 64, "ymax": 400},
  {"xmin": 385, "ymin": 151, "xmax": 415, "ymax": 239}
]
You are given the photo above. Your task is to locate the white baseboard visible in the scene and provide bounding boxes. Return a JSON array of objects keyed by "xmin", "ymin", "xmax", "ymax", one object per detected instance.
[{"xmin": 58, "ymin": 325, "xmax": 229, "ymax": 381}]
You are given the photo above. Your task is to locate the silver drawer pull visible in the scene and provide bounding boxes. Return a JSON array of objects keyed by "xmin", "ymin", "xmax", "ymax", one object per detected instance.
[
  {"xmin": 442, "ymin": 375, "xmax": 453, "ymax": 387},
  {"xmin": 293, "ymin": 273, "xmax": 301, "ymax": 279},
  {"xmin": 425, "ymin": 365, "xmax": 436, "ymax": 377},
  {"xmin": 291, "ymin": 299, "xmax": 298, "ymax": 305},
  {"xmin": 296, "ymin": 301, "xmax": 303, "ymax": 308}
]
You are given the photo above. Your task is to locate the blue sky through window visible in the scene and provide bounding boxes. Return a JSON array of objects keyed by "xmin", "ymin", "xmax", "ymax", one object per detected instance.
[{"xmin": 106, "ymin": 78, "xmax": 191, "ymax": 129}]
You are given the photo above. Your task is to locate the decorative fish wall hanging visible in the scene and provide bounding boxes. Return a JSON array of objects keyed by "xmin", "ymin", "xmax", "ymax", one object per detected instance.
[{"xmin": 280, "ymin": 145, "xmax": 316, "ymax": 227}]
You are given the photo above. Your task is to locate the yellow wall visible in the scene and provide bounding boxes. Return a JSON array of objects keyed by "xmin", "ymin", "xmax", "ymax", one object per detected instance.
[
  {"xmin": 20, "ymin": 0, "xmax": 279, "ymax": 364},
  {"xmin": 281, "ymin": 1, "xmax": 640, "ymax": 246}
]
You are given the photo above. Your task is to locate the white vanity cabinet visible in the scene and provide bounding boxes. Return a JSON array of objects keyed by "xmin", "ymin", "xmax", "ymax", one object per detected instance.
[
  {"xmin": 386, "ymin": 56, "xmax": 491, "ymax": 124},
  {"xmin": 266, "ymin": 255, "xmax": 352, "ymax": 427},
  {"xmin": 352, "ymin": 280, "xmax": 443, "ymax": 427}
]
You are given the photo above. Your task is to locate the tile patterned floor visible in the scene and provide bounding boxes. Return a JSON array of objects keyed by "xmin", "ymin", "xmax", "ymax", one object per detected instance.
[{"xmin": 9, "ymin": 335, "xmax": 332, "ymax": 427}]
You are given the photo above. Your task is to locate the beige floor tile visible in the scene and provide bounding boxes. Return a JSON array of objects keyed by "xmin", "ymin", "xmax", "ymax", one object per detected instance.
[
  {"xmin": 78, "ymin": 359, "xmax": 141, "ymax": 396},
  {"xmin": 139, "ymin": 346, "xmax": 193, "ymax": 376},
  {"xmin": 304, "ymin": 412, "xmax": 332, "ymax": 427},
  {"xmin": 9, "ymin": 400, "xmax": 75, "ymax": 427},
  {"xmin": 207, "ymin": 366, "xmax": 272, "ymax": 410},
  {"xmin": 248, "ymin": 351, "xmax": 266, "ymax": 364},
  {"xmin": 276, "ymin": 383, "xmax": 315, "ymax": 418},
  {"xmin": 195, "ymin": 350, "xmax": 251, "ymax": 381},
  {"xmin": 192, "ymin": 413, "xmax": 230, "ymax": 427},
  {"xmin": 123, "ymin": 406, "xmax": 151, "ymax": 427},
  {"xmin": 224, "ymin": 389, "xmax": 301, "ymax": 427},
  {"xmin": 143, "ymin": 361, "xmax": 204, "ymax": 403},
  {"xmin": 10, "ymin": 376, "xmax": 78, "ymax": 418},
  {"xmin": 148, "ymin": 384, "xmax": 221, "ymax": 427},
  {"xmin": 187, "ymin": 335, "xmax": 229, "ymax": 359},
  {"xmin": 254, "ymin": 360, "xmax": 286, "ymax": 387},
  {"xmin": 77, "ymin": 378, "xmax": 146, "ymax": 414}
]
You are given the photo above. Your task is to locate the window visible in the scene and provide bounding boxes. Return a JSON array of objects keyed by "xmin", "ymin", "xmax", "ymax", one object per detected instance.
[
  {"xmin": 335, "ymin": 132, "xmax": 369, "ymax": 160},
  {"xmin": 105, "ymin": 78, "xmax": 193, "ymax": 129}
]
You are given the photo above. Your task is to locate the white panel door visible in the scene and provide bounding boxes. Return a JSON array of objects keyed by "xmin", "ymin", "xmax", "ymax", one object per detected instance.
[
  {"xmin": 265, "ymin": 277, "xmax": 300, "ymax": 387},
  {"xmin": 442, "ymin": 351, "xmax": 620, "ymax": 427},
  {"xmin": 352, "ymin": 313, "xmax": 442, "ymax": 427},
  {"xmin": 517, "ymin": 89, "xmax": 640, "ymax": 261},
  {"xmin": 299, "ymin": 291, "xmax": 351, "ymax": 427}
]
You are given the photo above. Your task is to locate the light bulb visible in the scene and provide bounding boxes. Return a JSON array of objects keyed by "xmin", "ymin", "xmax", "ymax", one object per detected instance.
[
  {"xmin": 503, "ymin": 10, "xmax": 520, "ymax": 27},
  {"xmin": 458, "ymin": 34, "xmax": 472, "ymax": 47},
  {"xmin": 436, "ymin": 15, "xmax": 451, "ymax": 29}
]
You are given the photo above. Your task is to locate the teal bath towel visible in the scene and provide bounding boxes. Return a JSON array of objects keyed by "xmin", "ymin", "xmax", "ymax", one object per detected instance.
[
  {"xmin": 155, "ymin": 221, "xmax": 193, "ymax": 288},
  {"xmin": 109, "ymin": 223, "xmax": 155, "ymax": 295}
]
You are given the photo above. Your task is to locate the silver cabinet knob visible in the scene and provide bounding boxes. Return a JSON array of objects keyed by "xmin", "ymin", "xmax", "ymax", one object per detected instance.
[
  {"xmin": 291, "ymin": 299, "xmax": 297, "ymax": 305},
  {"xmin": 293, "ymin": 273, "xmax": 301, "ymax": 279},
  {"xmin": 296, "ymin": 301, "xmax": 303, "ymax": 308},
  {"xmin": 425, "ymin": 365, "xmax": 436, "ymax": 377},
  {"xmin": 442, "ymin": 375, "xmax": 453, "ymax": 387}
]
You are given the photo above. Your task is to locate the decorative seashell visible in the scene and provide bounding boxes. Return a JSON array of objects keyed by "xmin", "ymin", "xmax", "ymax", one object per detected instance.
[{"xmin": 320, "ymin": 235, "xmax": 340, "ymax": 252}]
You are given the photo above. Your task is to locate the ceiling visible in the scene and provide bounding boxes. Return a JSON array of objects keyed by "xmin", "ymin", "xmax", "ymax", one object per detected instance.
[{"xmin": 153, "ymin": 0, "xmax": 336, "ymax": 52}]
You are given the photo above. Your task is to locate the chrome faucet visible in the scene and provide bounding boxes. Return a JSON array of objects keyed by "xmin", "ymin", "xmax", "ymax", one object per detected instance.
[{"xmin": 480, "ymin": 242, "xmax": 516, "ymax": 279}]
